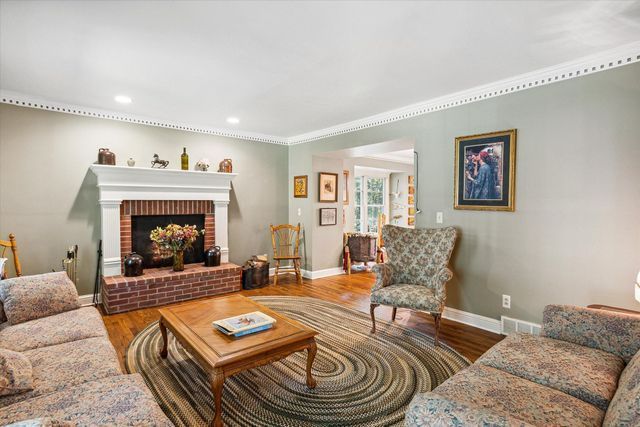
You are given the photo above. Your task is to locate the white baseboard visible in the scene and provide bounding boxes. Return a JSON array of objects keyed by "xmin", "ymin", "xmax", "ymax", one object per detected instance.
[
  {"xmin": 301, "ymin": 267, "xmax": 345, "ymax": 280},
  {"xmin": 78, "ymin": 294, "xmax": 100, "ymax": 307},
  {"xmin": 442, "ymin": 306, "xmax": 502, "ymax": 335}
]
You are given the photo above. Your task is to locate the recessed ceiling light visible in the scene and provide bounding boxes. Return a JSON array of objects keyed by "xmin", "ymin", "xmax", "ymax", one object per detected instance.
[
  {"xmin": 114, "ymin": 95, "xmax": 132, "ymax": 104},
  {"xmin": 226, "ymin": 117, "xmax": 240, "ymax": 124}
]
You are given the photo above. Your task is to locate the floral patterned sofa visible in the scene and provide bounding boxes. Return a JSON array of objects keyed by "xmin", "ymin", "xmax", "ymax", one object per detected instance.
[
  {"xmin": 0, "ymin": 272, "xmax": 172, "ymax": 426},
  {"xmin": 406, "ymin": 304, "xmax": 640, "ymax": 426}
]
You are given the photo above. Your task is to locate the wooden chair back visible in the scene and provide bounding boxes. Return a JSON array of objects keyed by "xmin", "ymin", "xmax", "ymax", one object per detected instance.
[
  {"xmin": 0, "ymin": 234, "xmax": 22, "ymax": 279},
  {"xmin": 270, "ymin": 224, "xmax": 301, "ymax": 259}
]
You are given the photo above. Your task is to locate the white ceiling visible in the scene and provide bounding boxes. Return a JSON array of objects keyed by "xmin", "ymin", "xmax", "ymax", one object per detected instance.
[
  {"xmin": 365, "ymin": 149, "xmax": 414, "ymax": 165},
  {"xmin": 1, "ymin": 1, "xmax": 639, "ymax": 140}
]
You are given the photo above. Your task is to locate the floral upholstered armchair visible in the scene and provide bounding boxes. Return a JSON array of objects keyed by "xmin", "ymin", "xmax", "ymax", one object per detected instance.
[{"xmin": 370, "ymin": 225, "xmax": 457, "ymax": 345}]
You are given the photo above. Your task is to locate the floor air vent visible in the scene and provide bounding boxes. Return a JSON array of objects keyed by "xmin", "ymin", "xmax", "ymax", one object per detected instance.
[{"xmin": 501, "ymin": 316, "xmax": 541, "ymax": 336}]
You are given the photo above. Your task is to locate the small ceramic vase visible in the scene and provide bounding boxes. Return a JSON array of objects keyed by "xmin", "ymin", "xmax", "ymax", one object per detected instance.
[{"xmin": 127, "ymin": 158, "xmax": 136, "ymax": 167}]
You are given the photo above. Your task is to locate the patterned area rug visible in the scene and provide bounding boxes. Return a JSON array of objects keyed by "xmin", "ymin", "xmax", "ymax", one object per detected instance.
[{"xmin": 125, "ymin": 296, "xmax": 469, "ymax": 426}]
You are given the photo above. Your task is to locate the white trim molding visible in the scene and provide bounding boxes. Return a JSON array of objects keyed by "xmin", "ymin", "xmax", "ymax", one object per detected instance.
[
  {"xmin": 79, "ymin": 294, "xmax": 99, "ymax": 307},
  {"xmin": 0, "ymin": 90, "xmax": 288, "ymax": 145},
  {"xmin": 301, "ymin": 267, "xmax": 345, "ymax": 280},
  {"xmin": 1, "ymin": 42, "xmax": 639, "ymax": 146},
  {"xmin": 288, "ymin": 41, "xmax": 640, "ymax": 144},
  {"xmin": 89, "ymin": 164, "xmax": 236, "ymax": 276},
  {"xmin": 442, "ymin": 306, "xmax": 502, "ymax": 335}
]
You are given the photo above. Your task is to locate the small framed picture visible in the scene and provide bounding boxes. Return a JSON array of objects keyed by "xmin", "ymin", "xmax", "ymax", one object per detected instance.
[
  {"xmin": 294, "ymin": 175, "xmax": 308, "ymax": 198},
  {"xmin": 343, "ymin": 170, "xmax": 349, "ymax": 205},
  {"xmin": 454, "ymin": 129, "xmax": 517, "ymax": 211},
  {"xmin": 319, "ymin": 208, "xmax": 337, "ymax": 226},
  {"xmin": 318, "ymin": 172, "xmax": 338, "ymax": 203}
]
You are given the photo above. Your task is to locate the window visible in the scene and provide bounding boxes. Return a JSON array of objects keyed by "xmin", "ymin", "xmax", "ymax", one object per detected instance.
[{"xmin": 354, "ymin": 176, "xmax": 386, "ymax": 233}]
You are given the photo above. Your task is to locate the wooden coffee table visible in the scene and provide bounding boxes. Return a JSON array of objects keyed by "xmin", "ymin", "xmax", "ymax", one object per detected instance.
[{"xmin": 158, "ymin": 294, "xmax": 318, "ymax": 427}]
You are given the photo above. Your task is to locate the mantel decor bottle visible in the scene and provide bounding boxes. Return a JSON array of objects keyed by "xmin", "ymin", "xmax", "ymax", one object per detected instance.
[
  {"xmin": 98, "ymin": 148, "xmax": 116, "ymax": 165},
  {"xmin": 181, "ymin": 147, "xmax": 189, "ymax": 171}
]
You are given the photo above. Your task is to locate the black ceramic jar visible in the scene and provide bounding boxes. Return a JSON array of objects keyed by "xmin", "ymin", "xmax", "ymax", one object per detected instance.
[
  {"xmin": 204, "ymin": 246, "xmax": 221, "ymax": 267},
  {"xmin": 124, "ymin": 252, "xmax": 144, "ymax": 277}
]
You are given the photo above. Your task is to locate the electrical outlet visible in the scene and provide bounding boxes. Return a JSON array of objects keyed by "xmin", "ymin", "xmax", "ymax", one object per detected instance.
[
  {"xmin": 502, "ymin": 294, "xmax": 511, "ymax": 309},
  {"xmin": 436, "ymin": 212, "xmax": 443, "ymax": 224},
  {"xmin": 297, "ymin": 208, "xmax": 301, "ymax": 216}
]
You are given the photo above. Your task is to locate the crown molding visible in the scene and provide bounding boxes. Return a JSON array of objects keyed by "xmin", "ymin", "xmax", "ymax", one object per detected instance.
[
  {"xmin": 1, "ymin": 42, "xmax": 639, "ymax": 146},
  {"xmin": 0, "ymin": 91, "xmax": 288, "ymax": 145},
  {"xmin": 286, "ymin": 41, "xmax": 640, "ymax": 145}
]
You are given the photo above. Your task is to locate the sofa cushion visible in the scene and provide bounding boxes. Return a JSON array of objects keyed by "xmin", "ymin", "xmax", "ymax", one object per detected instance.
[
  {"xmin": 603, "ymin": 349, "xmax": 640, "ymax": 426},
  {"xmin": 542, "ymin": 305, "xmax": 640, "ymax": 363},
  {"xmin": 433, "ymin": 364, "xmax": 604, "ymax": 427},
  {"xmin": 0, "ymin": 349, "xmax": 33, "ymax": 397},
  {"xmin": 0, "ymin": 306, "xmax": 107, "ymax": 352},
  {"xmin": 477, "ymin": 333, "xmax": 624, "ymax": 411},
  {"xmin": 0, "ymin": 337, "xmax": 122, "ymax": 408},
  {"xmin": 406, "ymin": 392, "xmax": 536, "ymax": 427},
  {"xmin": 0, "ymin": 272, "xmax": 80, "ymax": 325},
  {"xmin": 0, "ymin": 374, "xmax": 173, "ymax": 426},
  {"xmin": 370, "ymin": 284, "xmax": 441, "ymax": 312}
]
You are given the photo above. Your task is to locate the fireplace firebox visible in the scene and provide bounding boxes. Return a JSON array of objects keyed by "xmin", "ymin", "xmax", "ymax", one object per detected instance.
[{"xmin": 132, "ymin": 214, "xmax": 205, "ymax": 268}]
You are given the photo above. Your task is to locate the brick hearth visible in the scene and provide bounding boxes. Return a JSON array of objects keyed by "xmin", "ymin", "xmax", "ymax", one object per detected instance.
[{"xmin": 101, "ymin": 263, "xmax": 242, "ymax": 314}]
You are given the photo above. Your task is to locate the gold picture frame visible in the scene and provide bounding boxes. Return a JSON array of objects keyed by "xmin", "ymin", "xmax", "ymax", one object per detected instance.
[
  {"xmin": 318, "ymin": 172, "xmax": 338, "ymax": 203},
  {"xmin": 294, "ymin": 175, "xmax": 308, "ymax": 198},
  {"xmin": 343, "ymin": 170, "xmax": 349, "ymax": 205},
  {"xmin": 454, "ymin": 129, "xmax": 516, "ymax": 211}
]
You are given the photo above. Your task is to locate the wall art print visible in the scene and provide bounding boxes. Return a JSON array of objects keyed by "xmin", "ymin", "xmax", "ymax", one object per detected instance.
[{"xmin": 454, "ymin": 129, "xmax": 516, "ymax": 211}]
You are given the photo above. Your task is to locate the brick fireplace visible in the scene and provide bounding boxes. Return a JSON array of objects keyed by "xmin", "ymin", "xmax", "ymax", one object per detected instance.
[
  {"xmin": 120, "ymin": 200, "xmax": 215, "ymax": 271},
  {"xmin": 90, "ymin": 165, "xmax": 241, "ymax": 314}
]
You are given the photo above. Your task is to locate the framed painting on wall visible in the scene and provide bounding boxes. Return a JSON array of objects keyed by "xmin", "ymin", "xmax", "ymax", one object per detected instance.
[
  {"xmin": 318, "ymin": 172, "xmax": 338, "ymax": 202},
  {"xmin": 294, "ymin": 175, "xmax": 308, "ymax": 198},
  {"xmin": 343, "ymin": 170, "xmax": 349, "ymax": 205},
  {"xmin": 319, "ymin": 208, "xmax": 337, "ymax": 226},
  {"xmin": 454, "ymin": 129, "xmax": 517, "ymax": 211}
]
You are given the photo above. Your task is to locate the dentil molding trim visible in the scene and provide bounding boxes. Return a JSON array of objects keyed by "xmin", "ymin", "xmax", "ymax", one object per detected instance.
[
  {"xmin": 0, "ymin": 91, "xmax": 288, "ymax": 145},
  {"xmin": 2, "ymin": 42, "xmax": 639, "ymax": 146}
]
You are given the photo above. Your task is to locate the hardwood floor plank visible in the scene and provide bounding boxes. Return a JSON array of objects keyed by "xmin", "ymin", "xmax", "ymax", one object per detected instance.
[{"xmin": 101, "ymin": 272, "xmax": 503, "ymax": 371}]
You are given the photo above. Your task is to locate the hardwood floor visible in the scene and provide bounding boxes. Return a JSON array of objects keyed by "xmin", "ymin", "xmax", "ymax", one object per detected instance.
[{"xmin": 101, "ymin": 272, "xmax": 503, "ymax": 371}]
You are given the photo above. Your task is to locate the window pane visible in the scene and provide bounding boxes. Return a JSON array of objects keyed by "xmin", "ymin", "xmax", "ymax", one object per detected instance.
[
  {"xmin": 355, "ymin": 177, "xmax": 361, "ymax": 205},
  {"xmin": 367, "ymin": 206, "xmax": 382, "ymax": 232},
  {"xmin": 354, "ymin": 206, "xmax": 361, "ymax": 232},
  {"xmin": 367, "ymin": 178, "xmax": 384, "ymax": 205}
]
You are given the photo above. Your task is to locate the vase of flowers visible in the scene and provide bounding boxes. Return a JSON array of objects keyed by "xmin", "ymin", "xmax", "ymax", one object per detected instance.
[{"xmin": 149, "ymin": 223, "xmax": 204, "ymax": 272}]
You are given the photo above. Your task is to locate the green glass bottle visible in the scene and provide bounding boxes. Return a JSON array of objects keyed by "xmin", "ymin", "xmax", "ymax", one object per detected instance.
[{"xmin": 181, "ymin": 147, "xmax": 189, "ymax": 170}]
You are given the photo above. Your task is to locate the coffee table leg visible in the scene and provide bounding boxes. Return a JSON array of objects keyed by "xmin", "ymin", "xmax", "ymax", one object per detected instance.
[
  {"xmin": 159, "ymin": 318, "xmax": 168, "ymax": 359},
  {"xmin": 210, "ymin": 369, "xmax": 225, "ymax": 427},
  {"xmin": 306, "ymin": 341, "xmax": 317, "ymax": 389}
]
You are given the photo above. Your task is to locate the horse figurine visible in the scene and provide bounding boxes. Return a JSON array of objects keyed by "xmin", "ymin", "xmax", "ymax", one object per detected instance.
[{"xmin": 151, "ymin": 154, "xmax": 169, "ymax": 168}]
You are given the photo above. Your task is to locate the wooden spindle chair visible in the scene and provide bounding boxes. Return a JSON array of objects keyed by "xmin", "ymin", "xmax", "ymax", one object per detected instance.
[
  {"xmin": 0, "ymin": 234, "xmax": 22, "ymax": 279},
  {"xmin": 270, "ymin": 223, "xmax": 302, "ymax": 285}
]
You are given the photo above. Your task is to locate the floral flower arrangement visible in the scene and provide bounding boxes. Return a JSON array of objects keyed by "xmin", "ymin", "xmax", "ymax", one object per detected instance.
[{"xmin": 150, "ymin": 223, "xmax": 204, "ymax": 271}]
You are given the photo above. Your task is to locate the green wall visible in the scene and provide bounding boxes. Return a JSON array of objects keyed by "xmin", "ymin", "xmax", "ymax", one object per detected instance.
[
  {"xmin": 289, "ymin": 62, "xmax": 640, "ymax": 322},
  {"xmin": 1, "ymin": 62, "xmax": 639, "ymax": 322},
  {"xmin": 0, "ymin": 104, "xmax": 289, "ymax": 295}
]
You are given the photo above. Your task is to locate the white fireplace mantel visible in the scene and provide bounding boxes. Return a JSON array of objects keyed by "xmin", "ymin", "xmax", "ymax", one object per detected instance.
[{"xmin": 89, "ymin": 165, "xmax": 237, "ymax": 276}]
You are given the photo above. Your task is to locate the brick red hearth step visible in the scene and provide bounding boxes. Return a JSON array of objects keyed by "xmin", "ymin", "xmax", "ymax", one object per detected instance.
[{"xmin": 101, "ymin": 263, "xmax": 242, "ymax": 314}]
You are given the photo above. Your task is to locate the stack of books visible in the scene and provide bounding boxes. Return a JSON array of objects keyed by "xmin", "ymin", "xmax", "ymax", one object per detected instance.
[{"xmin": 212, "ymin": 311, "xmax": 276, "ymax": 337}]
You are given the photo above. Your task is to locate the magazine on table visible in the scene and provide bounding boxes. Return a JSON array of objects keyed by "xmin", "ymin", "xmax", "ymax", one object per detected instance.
[{"xmin": 212, "ymin": 311, "xmax": 276, "ymax": 336}]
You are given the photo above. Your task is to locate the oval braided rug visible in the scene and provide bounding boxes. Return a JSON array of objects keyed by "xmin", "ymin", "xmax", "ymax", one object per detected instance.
[{"xmin": 125, "ymin": 296, "xmax": 469, "ymax": 426}]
